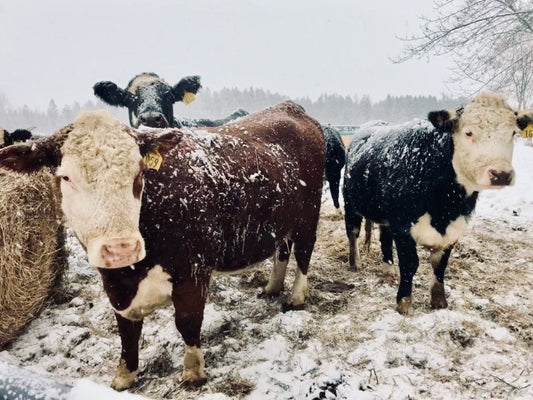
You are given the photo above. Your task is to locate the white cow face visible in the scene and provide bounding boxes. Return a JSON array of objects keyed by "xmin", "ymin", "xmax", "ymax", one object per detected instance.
[
  {"xmin": 430, "ymin": 93, "xmax": 518, "ymax": 194},
  {"xmin": 55, "ymin": 111, "xmax": 146, "ymax": 268}
]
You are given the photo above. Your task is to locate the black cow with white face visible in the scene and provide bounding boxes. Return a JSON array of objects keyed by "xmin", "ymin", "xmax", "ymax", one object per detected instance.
[
  {"xmin": 343, "ymin": 92, "xmax": 532, "ymax": 315},
  {"xmin": 93, "ymin": 72, "xmax": 248, "ymax": 129}
]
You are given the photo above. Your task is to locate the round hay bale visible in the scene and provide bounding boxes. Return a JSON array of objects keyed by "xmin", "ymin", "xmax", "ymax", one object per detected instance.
[{"xmin": 0, "ymin": 168, "xmax": 67, "ymax": 349}]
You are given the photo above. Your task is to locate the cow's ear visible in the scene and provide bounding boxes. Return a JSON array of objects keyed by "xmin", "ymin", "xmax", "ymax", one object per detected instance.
[
  {"xmin": 137, "ymin": 130, "xmax": 183, "ymax": 159},
  {"xmin": 0, "ymin": 137, "xmax": 62, "ymax": 173},
  {"xmin": 516, "ymin": 111, "xmax": 533, "ymax": 130},
  {"xmin": 428, "ymin": 110, "xmax": 457, "ymax": 133},
  {"xmin": 171, "ymin": 76, "xmax": 202, "ymax": 103},
  {"xmin": 93, "ymin": 81, "xmax": 134, "ymax": 108}
]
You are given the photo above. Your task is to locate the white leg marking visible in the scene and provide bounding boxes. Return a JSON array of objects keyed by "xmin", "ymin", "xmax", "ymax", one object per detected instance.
[
  {"xmin": 290, "ymin": 269, "xmax": 308, "ymax": 306},
  {"xmin": 354, "ymin": 235, "xmax": 362, "ymax": 268},
  {"xmin": 111, "ymin": 359, "xmax": 138, "ymax": 391},
  {"xmin": 182, "ymin": 345, "xmax": 206, "ymax": 383},
  {"xmin": 265, "ymin": 248, "xmax": 289, "ymax": 295}
]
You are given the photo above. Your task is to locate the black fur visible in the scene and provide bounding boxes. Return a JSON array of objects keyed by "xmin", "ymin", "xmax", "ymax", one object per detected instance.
[
  {"xmin": 322, "ymin": 125, "xmax": 345, "ymax": 208},
  {"xmin": 2, "ymin": 128, "xmax": 33, "ymax": 147},
  {"xmin": 93, "ymin": 73, "xmax": 244, "ymax": 129},
  {"xmin": 176, "ymin": 108, "xmax": 249, "ymax": 128}
]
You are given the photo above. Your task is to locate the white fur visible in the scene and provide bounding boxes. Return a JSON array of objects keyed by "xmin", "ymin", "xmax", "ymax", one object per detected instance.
[
  {"xmin": 111, "ymin": 359, "xmax": 137, "ymax": 390},
  {"xmin": 290, "ymin": 269, "xmax": 308, "ymax": 306},
  {"xmin": 182, "ymin": 345, "xmax": 206, "ymax": 382},
  {"xmin": 56, "ymin": 110, "xmax": 146, "ymax": 268},
  {"xmin": 452, "ymin": 93, "xmax": 516, "ymax": 194},
  {"xmin": 115, "ymin": 265, "xmax": 173, "ymax": 320},
  {"xmin": 127, "ymin": 74, "xmax": 161, "ymax": 94},
  {"xmin": 264, "ymin": 247, "xmax": 289, "ymax": 295},
  {"xmin": 410, "ymin": 213, "xmax": 468, "ymax": 250}
]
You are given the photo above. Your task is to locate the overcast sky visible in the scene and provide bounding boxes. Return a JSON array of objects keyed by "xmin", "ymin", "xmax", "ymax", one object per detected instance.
[{"xmin": 0, "ymin": 0, "xmax": 453, "ymax": 111}]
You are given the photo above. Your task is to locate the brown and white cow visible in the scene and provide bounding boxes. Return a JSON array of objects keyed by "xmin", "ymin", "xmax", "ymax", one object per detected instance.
[{"xmin": 0, "ymin": 101, "xmax": 325, "ymax": 390}]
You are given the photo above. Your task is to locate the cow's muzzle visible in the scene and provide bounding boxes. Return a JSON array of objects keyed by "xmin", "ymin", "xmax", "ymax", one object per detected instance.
[
  {"xmin": 138, "ymin": 112, "xmax": 169, "ymax": 128},
  {"xmin": 488, "ymin": 169, "xmax": 514, "ymax": 186},
  {"xmin": 100, "ymin": 238, "xmax": 144, "ymax": 268}
]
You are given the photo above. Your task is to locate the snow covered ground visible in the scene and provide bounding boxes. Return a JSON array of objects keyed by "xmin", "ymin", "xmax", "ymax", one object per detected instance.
[{"xmin": 0, "ymin": 138, "xmax": 532, "ymax": 400}]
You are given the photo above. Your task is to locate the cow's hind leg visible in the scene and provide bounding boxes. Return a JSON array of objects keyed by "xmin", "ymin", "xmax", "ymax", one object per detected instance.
[
  {"xmin": 345, "ymin": 206, "xmax": 363, "ymax": 270},
  {"xmin": 283, "ymin": 230, "xmax": 316, "ymax": 311},
  {"xmin": 363, "ymin": 219, "xmax": 372, "ymax": 252},
  {"xmin": 172, "ymin": 277, "xmax": 210, "ymax": 386},
  {"xmin": 265, "ymin": 239, "xmax": 293, "ymax": 296},
  {"xmin": 111, "ymin": 314, "xmax": 143, "ymax": 390},
  {"xmin": 393, "ymin": 232, "xmax": 419, "ymax": 315},
  {"xmin": 379, "ymin": 225, "xmax": 394, "ymax": 266},
  {"xmin": 429, "ymin": 246, "xmax": 452, "ymax": 309},
  {"xmin": 326, "ymin": 168, "xmax": 342, "ymax": 209}
]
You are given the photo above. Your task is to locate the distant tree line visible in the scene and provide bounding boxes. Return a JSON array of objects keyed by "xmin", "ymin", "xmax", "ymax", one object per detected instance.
[{"xmin": 0, "ymin": 87, "xmax": 466, "ymax": 133}]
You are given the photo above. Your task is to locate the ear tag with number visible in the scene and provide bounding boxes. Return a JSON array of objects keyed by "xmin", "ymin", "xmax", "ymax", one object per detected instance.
[
  {"xmin": 521, "ymin": 122, "xmax": 533, "ymax": 139},
  {"xmin": 182, "ymin": 91, "xmax": 196, "ymax": 105},
  {"xmin": 144, "ymin": 150, "xmax": 163, "ymax": 171}
]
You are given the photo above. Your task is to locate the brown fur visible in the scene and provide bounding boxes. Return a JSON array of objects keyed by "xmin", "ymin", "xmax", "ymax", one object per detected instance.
[{"xmin": 0, "ymin": 101, "xmax": 325, "ymax": 387}]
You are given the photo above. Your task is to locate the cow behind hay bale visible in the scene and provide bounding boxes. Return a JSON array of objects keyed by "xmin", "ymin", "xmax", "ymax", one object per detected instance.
[{"xmin": 0, "ymin": 168, "xmax": 66, "ymax": 349}]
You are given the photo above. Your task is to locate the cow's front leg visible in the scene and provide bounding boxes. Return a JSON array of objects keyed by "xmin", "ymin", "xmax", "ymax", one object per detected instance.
[
  {"xmin": 172, "ymin": 277, "xmax": 209, "ymax": 386},
  {"xmin": 429, "ymin": 246, "xmax": 452, "ymax": 309},
  {"xmin": 393, "ymin": 233, "xmax": 419, "ymax": 315},
  {"xmin": 111, "ymin": 313, "xmax": 143, "ymax": 390}
]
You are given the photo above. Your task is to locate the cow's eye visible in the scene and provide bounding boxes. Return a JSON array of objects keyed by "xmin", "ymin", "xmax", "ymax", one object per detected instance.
[
  {"xmin": 60, "ymin": 175, "xmax": 72, "ymax": 184},
  {"xmin": 465, "ymin": 131, "xmax": 473, "ymax": 137}
]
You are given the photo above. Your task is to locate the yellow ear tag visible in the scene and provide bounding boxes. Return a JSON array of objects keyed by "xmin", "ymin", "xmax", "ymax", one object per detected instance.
[
  {"xmin": 182, "ymin": 91, "xmax": 196, "ymax": 105},
  {"xmin": 521, "ymin": 122, "xmax": 533, "ymax": 139},
  {"xmin": 144, "ymin": 150, "xmax": 163, "ymax": 170}
]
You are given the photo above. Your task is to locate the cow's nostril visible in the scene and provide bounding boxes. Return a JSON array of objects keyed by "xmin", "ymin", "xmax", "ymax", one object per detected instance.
[
  {"xmin": 101, "ymin": 239, "xmax": 141, "ymax": 267},
  {"xmin": 489, "ymin": 169, "xmax": 513, "ymax": 186}
]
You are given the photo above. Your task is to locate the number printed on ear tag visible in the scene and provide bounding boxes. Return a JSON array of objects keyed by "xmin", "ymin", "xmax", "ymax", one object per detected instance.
[
  {"xmin": 144, "ymin": 150, "xmax": 163, "ymax": 170},
  {"xmin": 521, "ymin": 123, "xmax": 533, "ymax": 139}
]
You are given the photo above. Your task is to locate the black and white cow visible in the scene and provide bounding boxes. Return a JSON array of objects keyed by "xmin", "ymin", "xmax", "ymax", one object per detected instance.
[
  {"xmin": 322, "ymin": 125, "xmax": 345, "ymax": 208},
  {"xmin": 0, "ymin": 102, "xmax": 325, "ymax": 389},
  {"xmin": 343, "ymin": 92, "xmax": 532, "ymax": 314},
  {"xmin": 93, "ymin": 72, "xmax": 248, "ymax": 129},
  {"xmin": 0, "ymin": 126, "xmax": 33, "ymax": 148}
]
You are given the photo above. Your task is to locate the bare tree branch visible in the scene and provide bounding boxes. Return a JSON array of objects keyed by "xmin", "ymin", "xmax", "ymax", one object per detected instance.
[{"xmin": 394, "ymin": 0, "xmax": 533, "ymax": 107}]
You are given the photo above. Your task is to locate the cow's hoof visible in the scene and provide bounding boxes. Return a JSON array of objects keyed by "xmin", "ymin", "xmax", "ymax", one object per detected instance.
[
  {"xmin": 396, "ymin": 297, "xmax": 412, "ymax": 315},
  {"xmin": 430, "ymin": 282, "xmax": 448, "ymax": 309},
  {"xmin": 111, "ymin": 360, "xmax": 137, "ymax": 391},
  {"xmin": 282, "ymin": 302, "xmax": 305, "ymax": 312},
  {"xmin": 182, "ymin": 376, "xmax": 208, "ymax": 387},
  {"xmin": 258, "ymin": 288, "xmax": 281, "ymax": 299},
  {"xmin": 349, "ymin": 262, "xmax": 358, "ymax": 272},
  {"xmin": 382, "ymin": 261, "xmax": 396, "ymax": 275}
]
